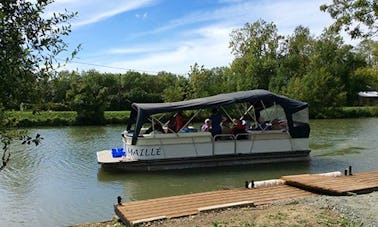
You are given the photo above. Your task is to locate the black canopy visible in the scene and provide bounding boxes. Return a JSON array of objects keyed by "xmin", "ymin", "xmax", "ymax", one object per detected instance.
[{"xmin": 127, "ymin": 89, "xmax": 308, "ymax": 144}]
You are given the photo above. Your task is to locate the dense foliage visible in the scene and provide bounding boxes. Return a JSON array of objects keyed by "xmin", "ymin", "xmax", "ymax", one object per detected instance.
[
  {"xmin": 0, "ymin": 0, "xmax": 78, "ymax": 171},
  {"xmin": 320, "ymin": 0, "xmax": 378, "ymax": 39},
  {"xmin": 26, "ymin": 20, "xmax": 377, "ymax": 121},
  {"xmin": 0, "ymin": 0, "xmax": 79, "ymax": 110},
  {"xmin": 26, "ymin": 24, "xmax": 378, "ymax": 120}
]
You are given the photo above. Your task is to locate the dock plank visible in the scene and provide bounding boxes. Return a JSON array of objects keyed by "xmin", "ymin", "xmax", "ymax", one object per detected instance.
[
  {"xmin": 281, "ymin": 171, "xmax": 378, "ymax": 195},
  {"xmin": 115, "ymin": 185, "xmax": 315, "ymax": 226}
]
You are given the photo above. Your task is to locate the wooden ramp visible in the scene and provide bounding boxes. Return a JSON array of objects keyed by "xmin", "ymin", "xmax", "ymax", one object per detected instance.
[
  {"xmin": 281, "ymin": 171, "xmax": 378, "ymax": 195},
  {"xmin": 115, "ymin": 185, "xmax": 315, "ymax": 226}
]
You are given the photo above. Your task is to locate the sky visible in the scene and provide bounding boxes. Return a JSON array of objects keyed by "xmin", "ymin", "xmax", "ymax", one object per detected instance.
[{"xmin": 47, "ymin": 0, "xmax": 336, "ymax": 75}]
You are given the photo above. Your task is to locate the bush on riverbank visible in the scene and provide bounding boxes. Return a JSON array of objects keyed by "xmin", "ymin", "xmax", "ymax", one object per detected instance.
[
  {"xmin": 5, "ymin": 106, "xmax": 378, "ymax": 127},
  {"xmin": 314, "ymin": 106, "xmax": 378, "ymax": 119}
]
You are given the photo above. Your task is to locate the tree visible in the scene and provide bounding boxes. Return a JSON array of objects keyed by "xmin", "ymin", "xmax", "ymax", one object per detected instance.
[
  {"xmin": 229, "ymin": 20, "xmax": 282, "ymax": 90},
  {"xmin": 353, "ymin": 40, "xmax": 378, "ymax": 91},
  {"xmin": 0, "ymin": 0, "xmax": 79, "ymax": 108},
  {"xmin": 270, "ymin": 26, "xmax": 313, "ymax": 93},
  {"xmin": 0, "ymin": 0, "xmax": 78, "ymax": 171},
  {"xmin": 188, "ymin": 63, "xmax": 222, "ymax": 98},
  {"xmin": 320, "ymin": 0, "xmax": 378, "ymax": 39},
  {"xmin": 356, "ymin": 39, "xmax": 378, "ymax": 67},
  {"xmin": 284, "ymin": 68, "xmax": 347, "ymax": 117},
  {"xmin": 162, "ymin": 75, "xmax": 188, "ymax": 102},
  {"xmin": 309, "ymin": 32, "xmax": 366, "ymax": 105},
  {"xmin": 66, "ymin": 71, "xmax": 110, "ymax": 125}
]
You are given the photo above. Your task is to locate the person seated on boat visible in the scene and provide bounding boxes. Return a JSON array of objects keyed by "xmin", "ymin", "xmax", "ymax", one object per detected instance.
[
  {"xmin": 258, "ymin": 116, "xmax": 271, "ymax": 130},
  {"xmin": 271, "ymin": 119, "xmax": 288, "ymax": 131},
  {"xmin": 279, "ymin": 119, "xmax": 287, "ymax": 129},
  {"xmin": 241, "ymin": 114, "xmax": 252, "ymax": 130},
  {"xmin": 209, "ymin": 108, "xmax": 222, "ymax": 138},
  {"xmin": 270, "ymin": 119, "xmax": 281, "ymax": 130},
  {"xmin": 251, "ymin": 116, "xmax": 271, "ymax": 131},
  {"xmin": 221, "ymin": 116, "xmax": 231, "ymax": 134},
  {"xmin": 145, "ymin": 122, "xmax": 165, "ymax": 134},
  {"xmin": 167, "ymin": 115, "xmax": 176, "ymax": 133},
  {"xmin": 201, "ymin": 118, "xmax": 212, "ymax": 132},
  {"xmin": 175, "ymin": 111, "xmax": 196, "ymax": 133},
  {"xmin": 175, "ymin": 111, "xmax": 186, "ymax": 132},
  {"xmin": 178, "ymin": 125, "xmax": 197, "ymax": 133},
  {"xmin": 230, "ymin": 118, "xmax": 248, "ymax": 139}
]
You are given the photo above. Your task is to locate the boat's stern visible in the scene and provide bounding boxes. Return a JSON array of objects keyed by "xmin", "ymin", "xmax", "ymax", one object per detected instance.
[{"xmin": 97, "ymin": 149, "xmax": 125, "ymax": 164}]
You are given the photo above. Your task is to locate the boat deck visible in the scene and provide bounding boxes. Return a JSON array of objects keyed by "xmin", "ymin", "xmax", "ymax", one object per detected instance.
[{"xmin": 114, "ymin": 171, "xmax": 378, "ymax": 226}]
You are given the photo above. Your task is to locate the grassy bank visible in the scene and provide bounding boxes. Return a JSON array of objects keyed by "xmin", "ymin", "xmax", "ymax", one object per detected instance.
[
  {"xmin": 5, "ymin": 106, "xmax": 378, "ymax": 127},
  {"xmin": 5, "ymin": 110, "xmax": 130, "ymax": 127},
  {"xmin": 315, "ymin": 106, "xmax": 378, "ymax": 119}
]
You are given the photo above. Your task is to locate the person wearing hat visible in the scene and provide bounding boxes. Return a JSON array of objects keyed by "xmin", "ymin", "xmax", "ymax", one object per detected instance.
[{"xmin": 201, "ymin": 118, "xmax": 211, "ymax": 132}]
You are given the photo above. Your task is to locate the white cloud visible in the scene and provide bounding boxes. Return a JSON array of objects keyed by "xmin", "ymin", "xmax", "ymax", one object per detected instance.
[
  {"xmin": 62, "ymin": 26, "xmax": 233, "ymax": 75},
  {"xmin": 77, "ymin": 26, "xmax": 234, "ymax": 75},
  {"xmin": 259, "ymin": 0, "xmax": 333, "ymax": 35},
  {"xmin": 129, "ymin": 0, "xmax": 332, "ymax": 44},
  {"xmin": 46, "ymin": 0, "xmax": 156, "ymax": 28},
  {"xmin": 109, "ymin": 1, "xmax": 333, "ymax": 74}
]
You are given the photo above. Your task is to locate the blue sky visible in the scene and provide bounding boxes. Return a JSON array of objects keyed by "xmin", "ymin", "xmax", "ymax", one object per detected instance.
[{"xmin": 47, "ymin": 0, "xmax": 335, "ymax": 75}]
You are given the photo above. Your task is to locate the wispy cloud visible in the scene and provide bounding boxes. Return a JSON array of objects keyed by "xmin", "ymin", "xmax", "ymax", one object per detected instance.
[
  {"xmin": 107, "ymin": 46, "xmax": 169, "ymax": 55},
  {"xmin": 46, "ymin": 0, "xmax": 156, "ymax": 28},
  {"xmin": 80, "ymin": 25, "xmax": 234, "ymax": 75},
  {"xmin": 128, "ymin": 0, "xmax": 331, "ymax": 42},
  {"xmin": 135, "ymin": 12, "xmax": 148, "ymax": 20}
]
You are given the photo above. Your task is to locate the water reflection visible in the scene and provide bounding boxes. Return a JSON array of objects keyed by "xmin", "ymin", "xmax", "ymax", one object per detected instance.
[
  {"xmin": 97, "ymin": 161, "xmax": 312, "ymax": 201},
  {"xmin": 310, "ymin": 118, "xmax": 377, "ymax": 157}
]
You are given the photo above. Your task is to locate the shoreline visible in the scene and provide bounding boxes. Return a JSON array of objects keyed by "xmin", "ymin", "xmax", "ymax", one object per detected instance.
[
  {"xmin": 73, "ymin": 191, "xmax": 378, "ymax": 226},
  {"xmin": 7, "ymin": 107, "xmax": 378, "ymax": 127}
]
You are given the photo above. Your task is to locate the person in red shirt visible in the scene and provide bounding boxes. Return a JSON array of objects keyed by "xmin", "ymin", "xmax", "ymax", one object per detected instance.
[
  {"xmin": 175, "ymin": 112, "xmax": 185, "ymax": 132},
  {"xmin": 230, "ymin": 118, "xmax": 247, "ymax": 139}
]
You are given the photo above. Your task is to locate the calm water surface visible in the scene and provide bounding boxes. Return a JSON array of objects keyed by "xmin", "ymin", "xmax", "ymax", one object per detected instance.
[{"xmin": 0, "ymin": 118, "xmax": 377, "ymax": 226}]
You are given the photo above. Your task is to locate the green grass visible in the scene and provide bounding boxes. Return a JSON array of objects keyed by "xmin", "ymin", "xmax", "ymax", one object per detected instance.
[
  {"xmin": 5, "ymin": 110, "xmax": 130, "ymax": 127},
  {"xmin": 317, "ymin": 106, "xmax": 378, "ymax": 119},
  {"xmin": 4, "ymin": 105, "xmax": 377, "ymax": 127},
  {"xmin": 104, "ymin": 111, "xmax": 130, "ymax": 124}
]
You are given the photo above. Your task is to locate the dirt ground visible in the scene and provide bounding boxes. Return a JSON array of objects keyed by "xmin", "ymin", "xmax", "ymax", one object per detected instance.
[
  {"xmin": 74, "ymin": 201, "xmax": 353, "ymax": 227},
  {"xmin": 140, "ymin": 203, "xmax": 352, "ymax": 227}
]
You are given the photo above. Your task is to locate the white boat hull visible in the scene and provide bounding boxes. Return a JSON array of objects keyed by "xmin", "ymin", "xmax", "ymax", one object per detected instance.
[{"xmin": 97, "ymin": 131, "xmax": 310, "ymax": 171}]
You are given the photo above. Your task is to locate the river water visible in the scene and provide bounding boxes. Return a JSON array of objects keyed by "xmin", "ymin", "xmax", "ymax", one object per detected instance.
[{"xmin": 0, "ymin": 118, "xmax": 377, "ymax": 226}]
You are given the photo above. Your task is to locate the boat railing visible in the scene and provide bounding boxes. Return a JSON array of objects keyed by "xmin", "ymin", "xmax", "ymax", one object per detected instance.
[
  {"xmin": 129, "ymin": 130, "xmax": 289, "ymax": 140},
  {"xmin": 124, "ymin": 129, "xmax": 290, "ymax": 147},
  {"xmin": 213, "ymin": 130, "xmax": 288, "ymax": 141},
  {"xmin": 143, "ymin": 131, "xmax": 212, "ymax": 138}
]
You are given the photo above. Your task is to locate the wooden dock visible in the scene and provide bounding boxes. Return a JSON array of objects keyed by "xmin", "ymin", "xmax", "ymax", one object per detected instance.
[
  {"xmin": 114, "ymin": 170, "xmax": 378, "ymax": 226},
  {"xmin": 115, "ymin": 185, "xmax": 315, "ymax": 226},
  {"xmin": 281, "ymin": 170, "xmax": 378, "ymax": 195}
]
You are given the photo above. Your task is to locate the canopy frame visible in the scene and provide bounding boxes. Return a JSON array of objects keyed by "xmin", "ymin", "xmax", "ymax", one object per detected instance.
[{"xmin": 126, "ymin": 89, "xmax": 308, "ymax": 144}]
